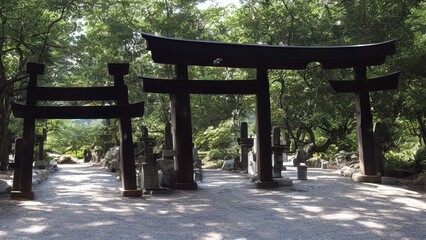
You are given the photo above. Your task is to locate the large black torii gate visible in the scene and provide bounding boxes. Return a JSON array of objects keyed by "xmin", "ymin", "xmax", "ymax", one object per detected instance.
[{"xmin": 140, "ymin": 33, "xmax": 399, "ymax": 189}]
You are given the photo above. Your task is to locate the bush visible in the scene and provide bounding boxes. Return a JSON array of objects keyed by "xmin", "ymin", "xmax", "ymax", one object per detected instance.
[
  {"xmin": 414, "ymin": 147, "xmax": 426, "ymax": 171},
  {"xmin": 384, "ymin": 150, "xmax": 415, "ymax": 170},
  {"xmin": 202, "ymin": 159, "xmax": 224, "ymax": 169},
  {"xmin": 206, "ymin": 148, "xmax": 238, "ymax": 161}
]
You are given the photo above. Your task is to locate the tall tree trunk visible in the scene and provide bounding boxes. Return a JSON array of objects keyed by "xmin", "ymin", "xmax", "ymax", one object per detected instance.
[
  {"xmin": 0, "ymin": 92, "xmax": 11, "ymax": 170},
  {"xmin": 417, "ymin": 112, "xmax": 426, "ymax": 146}
]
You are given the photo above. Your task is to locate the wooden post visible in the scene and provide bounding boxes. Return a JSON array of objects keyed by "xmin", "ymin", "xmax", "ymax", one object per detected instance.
[
  {"xmin": 164, "ymin": 122, "xmax": 173, "ymax": 159},
  {"xmin": 329, "ymin": 70, "xmax": 399, "ymax": 183},
  {"xmin": 12, "ymin": 139, "xmax": 23, "ymax": 192},
  {"xmin": 373, "ymin": 122, "xmax": 385, "ymax": 176},
  {"xmin": 11, "ymin": 63, "xmax": 44, "ymax": 200},
  {"xmin": 255, "ymin": 68, "xmax": 278, "ymax": 188},
  {"xmin": 108, "ymin": 63, "xmax": 142, "ymax": 197},
  {"xmin": 354, "ymin": 67, "xmax": 377, "ymax": 177},
  {"xmin": 171, "ymin": 64, "xmax": 197, "ymax": 189}
]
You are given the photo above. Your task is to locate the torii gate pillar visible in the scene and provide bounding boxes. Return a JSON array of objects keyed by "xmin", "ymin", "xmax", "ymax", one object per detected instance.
[{"xmin": 330, "ymin": 68, "xmax": 399, "ymax": 183}]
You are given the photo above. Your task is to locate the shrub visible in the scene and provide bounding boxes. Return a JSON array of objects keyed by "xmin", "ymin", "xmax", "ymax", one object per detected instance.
[{"xmin": 207, "ymin": 148, "xmax": 238, "ymax": 161}]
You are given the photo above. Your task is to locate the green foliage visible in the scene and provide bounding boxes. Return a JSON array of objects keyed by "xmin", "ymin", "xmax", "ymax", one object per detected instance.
[
  {"xmin": 1, "ymin": 0, "xmax": 425, "ymax": 169},
  {"xmin": 202, "ymin": 159, "xmax": 224, "ymax": 169},
  {"xmin": 45, "ymin": 119, "xmax": 111, "ymax": 157},
  {"xmin": 207, "ymin": 148, "xmax": 238, "ymax": 161},
  {"xmin": 194, "ymin": 119, "xmax": 237, "ymax": 151},
  {"xmin": 384, "ymin": 150, "xmax": 416, "ymax": 170}
]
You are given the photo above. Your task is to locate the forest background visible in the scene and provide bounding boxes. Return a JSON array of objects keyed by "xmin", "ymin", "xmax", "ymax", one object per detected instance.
[{"xmin": 0, "ymin": 0, "xmax": 425, "ymax": 172}]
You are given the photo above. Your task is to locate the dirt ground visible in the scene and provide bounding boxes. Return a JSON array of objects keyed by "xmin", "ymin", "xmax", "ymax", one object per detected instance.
[{"xmin": 1, "ymin": 163, "xmax": 425, "ymax": 240}]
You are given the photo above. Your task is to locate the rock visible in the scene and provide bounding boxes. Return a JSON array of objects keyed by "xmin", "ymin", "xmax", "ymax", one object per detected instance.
[
  {"xmin": 58, "ymin": 155, "xmax": 76, "ymax": 164},
  {"xmin": 107, "ymin": 159, "xmax": 119, "ymax": 172},
  {"xmin": 248, "ymin": 151, "xmax": 257, "ymax": 175},
  {"xmin": 414, "ymin": 172, "xmax": 426, "ymax": 185},
  {"xmin": 321, "ymin": 160, "xmax": 329, "ymax": 169},
  {"xmin": 0, "ymin": 180, "xmax": 11, "ymax": 193},
  {"xmin": 222, "ymin": 159, "xmax": 235, "ymax": 170},
  {"xmin": 104, "ymin": 146, "xmax": 120, "ymax": 161},
  {"xmin": 49, "ymin": 160, "xmax": 58, "ymax": 171},
  {"xmin": 34, "ymin": 160, "xmax": 48, "ymax": 169},
  {"xmin": 251, "ymin": 175, "xmax": 257, "ymax": 182},
  {"xmin": 339, "ymin": 163, "xmax": 360, "ymax": 178},
  {"xmin": 305, "ymin": 157, "xmax": 322, "ymax": 168},
  {"xmin": 158, "ymin": 159, "xmax": 175, "ymax": 188}
]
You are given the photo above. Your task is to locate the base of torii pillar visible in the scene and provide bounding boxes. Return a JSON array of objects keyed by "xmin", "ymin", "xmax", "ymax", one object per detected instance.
[
  {"xmin": 352, "ymin": 173, "xmax": 381, "ymax": 183},
  {"xmin": 10, "ymin": 191, "xmax": 34, "ymax": 200},
  {"xmin": 175, "ymin": 182, "xmax": 198, "ymax": 190},
  {"xmin": 255, "ymin": 180, "xmax": 279, "ymax": 189},
  {"xmin": 120, "ymin": 189, "xmax": 143, "ymax": 197}
]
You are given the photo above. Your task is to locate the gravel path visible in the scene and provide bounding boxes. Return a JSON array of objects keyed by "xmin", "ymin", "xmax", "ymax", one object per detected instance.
[{"xmin": 1, "ymin": 163, "xmax": 425, "ymax": 240}]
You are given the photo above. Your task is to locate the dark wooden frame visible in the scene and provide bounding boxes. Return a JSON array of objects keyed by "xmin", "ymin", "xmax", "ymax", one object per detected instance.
[
  {"xmin": 141, "ymin": 33, "xmax": 399, "ymax": 188},
  {"xmin": 10, "ymin": 62, "xmax": 144, "ymax": 200}
]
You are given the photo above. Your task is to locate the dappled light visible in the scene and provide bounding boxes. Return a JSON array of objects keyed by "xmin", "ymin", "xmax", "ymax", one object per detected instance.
[{"xmin": 1, "ymin": 163, "xmax": 426, "ymax": 239}]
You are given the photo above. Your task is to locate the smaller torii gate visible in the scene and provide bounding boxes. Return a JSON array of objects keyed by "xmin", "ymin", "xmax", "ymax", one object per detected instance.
[
  {"xmin": 140, "ymin": 33, "xmax": 399, "ymax": 188},
  {"xmin": 11, "ymin": 62, "xmax": 144, "ymax": 200}
]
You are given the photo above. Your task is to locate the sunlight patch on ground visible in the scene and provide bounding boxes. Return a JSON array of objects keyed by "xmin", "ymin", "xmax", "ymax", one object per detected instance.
[
  {"xmin": 271, "ymin": 207, "xmax": 288, "ymax": 213},
  {"xmin": 358, "ymin": 220, "xmax": 386, "ymax": 229},
  {"xmin": 157, "ymin": 210, "xmax": 170, "ymax": 214},
  {"xmin": 392, "ymin": 197, "xmax": 426, "ymax": 211},
  {"xmin": 205, "ymin": 222, "xmax": 221, "ymax": 226},
  {"xmin": 302, "ymin": 205, "xmax": 323, "ymax": 213},
  {"xmin": 85, "ymin": 220, "xmax": 116, "ymax": 227},
  {"xmin": 202, "ymin": 232, "xmax": 225, "ymax": 240},
  {"xmin": 16, "ymin": 224, "xmax": 47, "ymax": 233},
  {"xmin": 181, "ymin": 223, "xmax": 196, "ymax": 227},
  {"xmin": 320, "ymin": 211, "xmax": 360, "ymax": 220},
  {"xmin": 291, "ymin": 195, "xmax": 310, "ymax": 200},
  {"xmin": 100, "ymin": 206, "xmax": 132, "ymax": 213}
]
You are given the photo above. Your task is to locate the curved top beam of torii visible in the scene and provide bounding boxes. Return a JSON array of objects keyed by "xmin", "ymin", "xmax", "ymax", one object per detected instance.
[{"xmin": 142, "ymin": 32, "xmax": 396, "ymax": 69}]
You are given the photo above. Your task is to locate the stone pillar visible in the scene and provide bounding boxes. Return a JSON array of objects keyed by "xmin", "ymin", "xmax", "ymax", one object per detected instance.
[
  {"xmin": 272, "ymin": 127, "xmax": 283, "ymax": 178},
  {"xmin": 140, "ymin": 131, "xmax": 159, "ymax": 191},
  {"xmin": 272, "ymin": 127, "xmax": 291, "ymax": 178},
  {"xmin": 158, "ymin": 122, "xmax": 176, "ymax": 188},
  {"xmin": 237, "ymin": 122, "xmax": 254, "ymax": 170},
  {"xmin": 35, "ymin": 128, "xmax": 47, "ymax": 161}
]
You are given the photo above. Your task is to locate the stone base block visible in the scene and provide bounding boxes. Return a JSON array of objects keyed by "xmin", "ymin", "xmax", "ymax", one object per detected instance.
[
  {"xmin": 175, "ymin": 181, "xmax": 198, "ymax": 190},
  {"xmin": 272, "ymin": 173, "xmax": 283, "ymax": 178},
  {"xmin": 120, "ymin": 188, "xmax": 143, "ymax": 197},
  {"xmin": 10, "ymin": 191, "xmax": 34, "ymax": 200},
  {"xmin": 297, "ymin": 165, "xmax": 308, "ymax": 180},
  {"xmin": 352, "ymin": 173, "xmax": 381, "ymax": 183},
  {"xmin": 274, "ymin": 178, "xmax": 293, "ymax": 186},
  {"xmin": 144, "ymin": 187, "xmax": 175, "ymax": 195},
  {"xmin": 255, "ymin": 180, "xmax": 279, "ymax": 189}
]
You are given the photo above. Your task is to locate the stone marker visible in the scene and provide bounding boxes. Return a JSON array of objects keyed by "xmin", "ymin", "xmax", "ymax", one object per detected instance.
[
  {"xmin": 237, "ymin": 122, "xmax": 254, "ymax": 170},
  {"xmin": 271, "ymin": 126, "xmax": 290, "ymax": 178},
  {"xmin": 140, "ymin": 127, "xmax": 159, "ymax": 192},
  {"xmin": 297, "ymin": 164, "xmax": 308, "ymax": 180}
]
